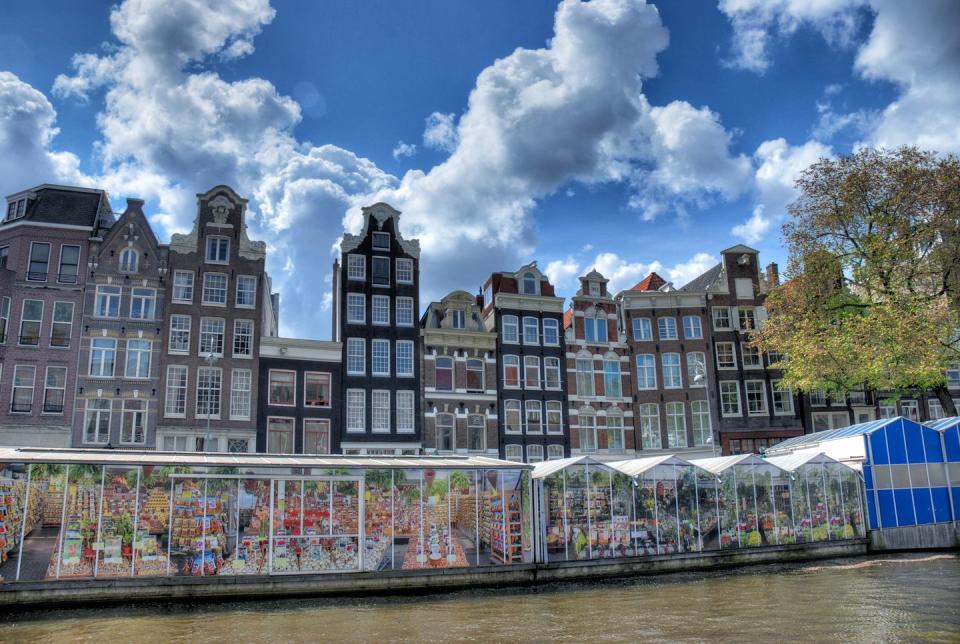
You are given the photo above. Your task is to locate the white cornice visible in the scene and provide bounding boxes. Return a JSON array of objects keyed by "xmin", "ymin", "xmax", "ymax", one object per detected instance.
[
  {"xmin": 495, "ymin": 292, "xmax": 565, "ymax": 313},
  {"xmin": 0, "ymin": 220, "xmax": 94, "ymax": 233},
  {"xmin": 422, "ymin": 327, "xmax": 497, "ymax": 349},
  {"xmin": 260, "ymin": 336, "xmax": 342, "ymax": 361}
]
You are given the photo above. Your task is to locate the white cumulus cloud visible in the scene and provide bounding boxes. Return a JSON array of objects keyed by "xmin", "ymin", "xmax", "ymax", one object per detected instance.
[
  {"xmin": 392, "ymin": 141, "xmax": 417, "ymax": 160},
  {"xmin": 422, "ymin": 112, "xmax": 458, "ymax": 152}
]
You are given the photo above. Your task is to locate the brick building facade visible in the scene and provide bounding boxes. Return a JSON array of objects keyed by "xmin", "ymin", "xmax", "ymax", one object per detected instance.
[
  {"xmin": 618, "ymin": 272, "xmax": 716, "ymax": 457},
  {"xmin": 565, "ymin": 270, "xmax": 635, "ymax": 458},
  {"xmin": 420, "ymin": 290, "xmax": 498, "ymax": 455},
  {"xmin": 74, "ymin": 198, "xmax": 167, "ymax": 448},
  {"xmin": 0, "ymin": 185, "xmax": 111, "ymax": 447}
]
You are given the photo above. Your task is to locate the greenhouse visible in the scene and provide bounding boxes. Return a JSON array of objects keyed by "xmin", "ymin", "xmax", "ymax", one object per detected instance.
[
  {"xmin": 533, "ymin": 457, "xmax": 634, "ymax": 562},
  {"xmin": 689, "ymin": 455, "xmax": 795, "ymax": 549},
  {"xmin": 765, "ymin": 453, "xmax": 866, "ymax": 542},
  {"xmin": 927, "ymin": 416, "xmax": 960, "ymax": 519},
  {"xmin": 766, "ymin": 417, "xmax": 952, "ymax": 529},
  {"xmin": 0, "ymin": 448, "xmax": 534, "ymax": 584}
]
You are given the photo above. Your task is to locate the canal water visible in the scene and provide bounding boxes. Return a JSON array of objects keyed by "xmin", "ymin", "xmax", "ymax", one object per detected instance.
[{"xmin": 2, "ymin": 554, "xmax": 958, "ymax": 642}]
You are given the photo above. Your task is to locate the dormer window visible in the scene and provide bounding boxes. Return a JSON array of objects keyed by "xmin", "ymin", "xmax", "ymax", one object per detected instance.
[
  {"xmin": 119, "ymin": 248, "xmax": 138, "ymax": 273},
  {"xmin": 522, "ymin": 272, "xmax": 537, "ymax": 295},
  {"xmin": 372, "ymin": 232, "xmax": 390, "ymax": 250},
  {"xmin": 451, "ymin": 310, "xmax": 466, "ymax": 329},
  {"xmin": 5, "ymin": 198, "xmax": 27, "ymax": 222},
  {"xmin": 206, "ymin": 236, "xmax": 230, "ymax": 264}
]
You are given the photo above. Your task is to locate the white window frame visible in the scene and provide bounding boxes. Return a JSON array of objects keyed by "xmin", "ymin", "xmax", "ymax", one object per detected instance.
[
  {"xmin": 303, "ymin": 371, "xmax": 332, "ymax": 408},
  {"xmin": 396, "ymin": 258, "xmax": 414, "ymax": 284},
  {"xmin": 712, "ymin": 307, "xmax": 732, "ymax": 330},
  {"xmin": 396, "ymin": 390, "xmax": 415, "ymax": 433},
  {"xmin": 83, "ymin": 399, "xmax": 111, "ymax": 444},
  {"xmin": 58, "ymin": 244, "xmax": 81, "ymax": 283},
  {"xmin": 233, "ymin": 319, "xmax": 254, "ymax": 358},
  {"xmin": 164, "ymin": 365, "xmax": 188, "ymax": 417},
  {"xmin": 346, "ymin": 389, "xmax": 366, "ymax": 433},
  {"xmin": 347, "ymin": 254, "xmax": 365, "ymax": 281},
  {"xmin": 547, "ymin": 444, "xmax": 565, "ymax": 460},
  {"xmin": 11, "ymin": 365, "xmax": 36, "ymax": 413},
  {"xmin": 716, "ymin": 342, "xmax": 737, "ymax": 370},
  {"xmin": 503, "ymin": 400, "xmax": 522, "ymax": 434},
  {"xmin": 347, "ymin": 293, "xmax": 365, "ymax": 324},
  {"xmin": 503, "ymin": 355, "xmax": 520, "ymax": 389},
  {"xmin": 636, "ymin": 354, "xmax": 656, "ymax": 390},
  {"xmin": 347, "ymin": 338, "xmax": 365, "ymax": 375},
  {"xmin": 205, "ymin": 236, "xmax": 230, "ymax": 264},
  {"xmin": 720, "ymin": 381, "xmax": 742, "ymax": 417},
  {"xmin": 542, "ymin": 318, "xmax": 560, "ymax": 346},
  {"xmin": 198, "ymin": 317, "xmax": 225, "ymax": 357},
  {"xmin": 434, "ymin": 356, "xmax": 454, "ymax": 391},
  {"xmin": 662, "ymin": 353, "xmax": 682, "ymax": 389},
  {"xmin": 236, "ymin": 275, "xmax": 257, "ymax": 308},
  {"xmin": 522, "ymin": 316, "xmax": 539, "ymax": 345},
  {"xmin": 124, "ymin": 339, "xmax": 152, "ymax": 379},
  {"xmin": 118, "ymin": 248, "xmax": 138, "ymax": 273},
  {"xmin": 267, "ymin": 416, "xmax": 296, "ymax": 454},
  {"xmin": 172, "ymin": 270, "xmax": 194, "ymax": 303},
  {"xmin": 18, "ymin": 299, "xmax": 43, "ymax": 346},
  {"xmin": 524, "ymin": 355, "xmax": 541, "ymax": 390},
  {"xmin": 546, "ymin": 400, "xmax": 563, "ymax": 435},
  {"xmin": 89, "ymin": 338, "xmax": 117, "ymax": 377},
  {"xmin": 658, "ymin": 317, "xmax": 678, "ymax": 341},
  {"xmin": 371, "ymin": 255, "xmax": 390, "ymax": 286},
  {"xmin": 396, "ymin": 297, "xmax": 414, "ymax": 326},
  {"xmin": 544, "ymin": 357, "xmax": 561, "ymax": 390},
  {"xmin": 396, "ymin": 340, "xmax": 414, "ymax": 377},
  {"xmin": 686, "ymin": 351, "xmax": 707, "ymax": 388},
  {"xmin": 504, "ymin": 444, "xmax": 523, "ymax": 463},
  {"xmin": 665, "ymin": 401, "xmax": 688, "ymax": 449},
  {"xmin": 371, "ymin": 389, "xmax": 391, "ymax": 433},
  {"xmin": 169, "ymin": 315, "xmax": 191, "ymax": 354},
  {"xmin": 639, "ymin": 403, "xmax": 661, "ymax": 449},
  {"xmin": 741, "ymin": 343, "xmax": 762, "ymax": 369},
  {"xmin": 576, "ymin": 358, "xmax": 595, "ymax": 397},
  {"xmin": 201, "ymin": 272, "xmax": 228, "ymax": 306},
  {"xmin": 771, "ymin": 380, "xmax": 794, "ymax": 416},
  {"xmin": 195, "ymin": 366, "xmax": 222, "ymax": 420},
  {"xmin": 603, "ymin": 359, "xmax": 622, "ymax": 398},
  {"xmin": 683, "ymin": 315, "xmax": 703, "ymax": 339},
  {"xmin": 502, "ymin": 315, "xmax": 519, "ymax": 344},
  {"xmin": 580, "ymin": 412, "xmax": 597, "ymax": 452},
  {"xmin": 304, "ymin": 419, "xmax": 332, "ymax": 455},
  {"xmin": 372, "ymin": 339, "xmax": 390, "ymax": 376},
  {"xmin": 129, "ymin": 287, "xmax": 156, "ymax": 320},
  {"xmin": 372, "ymin": 295, "xmax": 390, "ymax": 326},
  {"xmin": 95, "ymin": 286, "xmax": 121, "ymax": 319},
  {"xmin": 525, "ymin": 400, "xmax": 543, "ymax": 434},
  {"xmin": 27, "ymin": 241, "xmax": 50, "ymax": 282},
  {"xmin": 691, "ymin": 400, "xmax": 712, "ymax": 446},
  {"xmin": 230, "ymin": 368, "xmax": 252, "ymax": 420},
  {"xmin": 632, "ymin": 317, "xmax": 652, "ymax": 341},
  {"xmin": 120, "ymin": 399, "xmax": 147, "ymax": 445},
  {"xmin": 526, "ymin": 444, "xmax": 544, "ymax": 464}
]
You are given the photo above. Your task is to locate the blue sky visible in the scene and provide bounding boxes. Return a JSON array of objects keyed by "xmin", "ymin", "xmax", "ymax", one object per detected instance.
[{"xmin": 1, "ymin": 0, "xmax": 956, "ymax": 339}]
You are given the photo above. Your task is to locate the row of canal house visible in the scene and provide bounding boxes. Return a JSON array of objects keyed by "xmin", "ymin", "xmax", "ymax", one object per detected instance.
[{"xmin": 2, "ymin": 183, "xmax": 957, "ymax": 460}]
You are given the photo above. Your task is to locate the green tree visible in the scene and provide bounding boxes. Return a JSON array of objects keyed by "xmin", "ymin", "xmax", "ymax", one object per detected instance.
[{"xmin": 754, "ymin": 146, "xmax": 960, "ymax": 416}]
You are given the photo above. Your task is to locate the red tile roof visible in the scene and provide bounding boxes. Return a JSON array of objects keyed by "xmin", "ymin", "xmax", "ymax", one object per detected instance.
[
  {"xmin": 629, "ymin": 272, "xmax": 667, "ymax": 292},
  {"xmin": 563, "ymin": 308, "xmax": 573, "ymax": 329}
]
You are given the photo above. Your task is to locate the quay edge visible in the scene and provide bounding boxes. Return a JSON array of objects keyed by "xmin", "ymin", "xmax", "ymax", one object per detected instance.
[{"xmin": 0, "ymin": 540, "xmax": 868, "ymax": 611}]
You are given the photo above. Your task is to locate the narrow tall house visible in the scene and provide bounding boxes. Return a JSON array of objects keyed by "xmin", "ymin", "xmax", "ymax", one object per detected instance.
[
  {"xmin": 157, "ymin": 186, "xmax": 276, "ymax": 453},
  {"xmin": 481, "ymin": 262, "xmax": 567, "ymax": 463},
  {"xmin": 0, "ymin": 185, "xmax": 112, "ymax": 447},
  {"xmin": 619, "ymin": 272, "xmax": 716, "ymax": 457},
  {"xmin": 680, "ymin": 245, "xmax": 803, "ymax": 454},
  {"xmin": 333, "ymin": 203, "xmax": 421, "ymax": 455},
  {"xmin": 566, "ymin": 270, "xmax": 635, "ymax": 458},
  {"xmin": 420, "ymin": 290, "xmax": 498, "ymax": 455},
  {"xmin": 75, "ymin": 198, "xmax": 167, "ymax": 448}
]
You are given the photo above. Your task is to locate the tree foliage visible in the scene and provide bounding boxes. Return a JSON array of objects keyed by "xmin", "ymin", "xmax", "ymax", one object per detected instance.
[{"xmin": 753, "ymin": 146, "xmax": 960, "ymax": 414}]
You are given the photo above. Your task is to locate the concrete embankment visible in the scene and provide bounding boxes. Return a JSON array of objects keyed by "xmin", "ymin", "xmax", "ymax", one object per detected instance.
[
  {"xmin": 868, "ymin": 521, "xmax": 960, "ymax": 551},
  {"xmin": 0, "ymin": 540, "xmax": 868, "ymax": 610}
]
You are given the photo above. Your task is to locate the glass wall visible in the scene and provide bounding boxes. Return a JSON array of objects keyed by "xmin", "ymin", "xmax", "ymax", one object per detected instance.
[{"xmin": 1, "ymin": 460, "xmax": 531, "ymax": 584}]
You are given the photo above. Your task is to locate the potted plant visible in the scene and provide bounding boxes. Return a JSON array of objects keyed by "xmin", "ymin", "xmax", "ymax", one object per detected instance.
[
  {"xmin": 115, "ymin": 512, "xmax": 135, "ymax": 557},
  {"xmin": 81, "ymin": 518, "xmax": 96, "ymax": 559}
]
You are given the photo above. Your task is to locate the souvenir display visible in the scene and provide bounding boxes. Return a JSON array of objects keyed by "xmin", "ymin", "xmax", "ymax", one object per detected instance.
[{"xmin": 0, "ymin": 478, "xmax": 40, "ymax": 563}]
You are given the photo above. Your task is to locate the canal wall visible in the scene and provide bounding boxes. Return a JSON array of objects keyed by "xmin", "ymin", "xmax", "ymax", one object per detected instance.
[
  {"xmin": 0, "ymin": 540, "xmax": 867, "ymax": 610},
  {"xmin": 868, "ymin": 522, "xmax": 960, "ymax": 551}
]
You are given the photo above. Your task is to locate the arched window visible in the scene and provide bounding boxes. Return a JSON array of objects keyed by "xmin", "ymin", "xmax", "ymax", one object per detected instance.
[
  {"xmin": 522, "ymin": 271, "xmax": 537, "ymax": 295},
  {"xmin": 435, "ymin": 356, "xmax": 453, "ymax": 391},
  {"xmin": 119, "ymin": 248, "xmax": 138, "ymax": 273},
  {"xmin": 436, "ymin": 413, "xmax": 454, "ymax": 452}
]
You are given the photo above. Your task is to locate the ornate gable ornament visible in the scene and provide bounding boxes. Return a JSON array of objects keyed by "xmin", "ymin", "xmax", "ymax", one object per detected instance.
[{"xmin": 341, "ymin": 202, "xmax": 420, "ymax": 258}]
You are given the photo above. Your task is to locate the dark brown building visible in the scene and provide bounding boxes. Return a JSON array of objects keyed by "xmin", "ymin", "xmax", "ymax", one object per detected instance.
[
  {"xmin": 156, "ymin": 185, "xmax": 277, "ymax": 453},
  {"xmin": 618, "ymin": 272, "xmax": 716, "ymax": 457}
]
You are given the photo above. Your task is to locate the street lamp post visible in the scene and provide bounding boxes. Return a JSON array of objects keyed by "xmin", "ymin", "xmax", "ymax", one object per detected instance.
[{"xmin": 204, "ymin": 351, "xmax": 218, "ymax": 452}]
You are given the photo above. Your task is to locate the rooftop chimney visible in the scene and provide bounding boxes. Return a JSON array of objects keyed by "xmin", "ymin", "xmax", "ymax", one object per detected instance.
[{"xmin": 765, "ymin": 262, "xmax": 780, "ymax": 288}]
